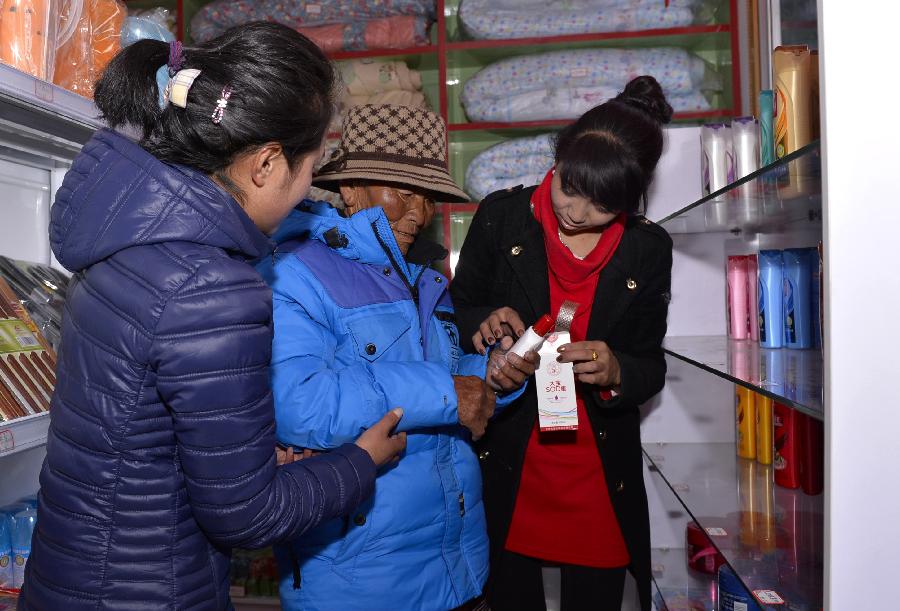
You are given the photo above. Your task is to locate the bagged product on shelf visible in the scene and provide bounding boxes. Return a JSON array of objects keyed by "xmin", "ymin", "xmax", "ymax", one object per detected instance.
[
  {"xmin": 458, "ymin": 0, "xmax": 698, "ymax": 40},
  {"xmin": 0, "ymin": 0, "xmax": 61, "ymax": 80},
  {"xmin": 190, "ymin": 0, "xmax": 436, "ymax": 44},
  {"xmin": 0, "ymin": 517, "xmax": 11, "ymax": 588},
  {"xmin": 461, "ymin": 47, "xmax": 718, "ymax": 123},
  {"xmin": 773, "ymin": 45, "xmax": 813, "ymax": 159},
  {"xmin": 0, "ymin": 256, "xmax": 69, "ymax": 353},
  {"xmin": 53, "ymin": 0, "xmax": 127, "ymax": 98},
  {"xmin": 298, "ymin": 16, "xmax": 430, "ymax": 54},
  {"xmin": 122, "ymin": 8, "xmax": 176, "ymax": 47},
  {"xmin": 341, "ymin": 59, "xmax": 422, "ymax": 97},
  {"xmin": 10, "ymin": 505, "xmax": 34, "ymax": 588},
  {"xmin": 464, "ymin": 133, "xmax": 554, "ymax": 201}
]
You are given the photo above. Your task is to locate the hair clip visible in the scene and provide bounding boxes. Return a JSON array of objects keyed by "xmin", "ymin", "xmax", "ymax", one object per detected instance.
[
  {"xmin": 212, "ymin": 85, "xmax": 232, "ymax": 125},
  {"xmin": 167, "ymin": 40, "xmax": 185, "ymax": 76},
  {"xmin": 165, "ymin": 68, "xmax": 202, "ymax": 109}
]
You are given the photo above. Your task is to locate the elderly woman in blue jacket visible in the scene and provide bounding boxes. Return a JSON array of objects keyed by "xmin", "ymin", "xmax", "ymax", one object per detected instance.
[{"xmin": 258, "ymin": 105, "xmax": 539, "ymax": 611}]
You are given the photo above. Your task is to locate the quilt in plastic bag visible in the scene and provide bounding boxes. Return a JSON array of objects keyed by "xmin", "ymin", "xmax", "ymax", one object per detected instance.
[{"xmin": 465, "ymin": 134, "xmax": 554, "ymax": 201}]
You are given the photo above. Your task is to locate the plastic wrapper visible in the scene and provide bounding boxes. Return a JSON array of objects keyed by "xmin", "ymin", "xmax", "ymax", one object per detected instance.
[
  {"xmin": 0, "ymin": 0, "xmax": 61, "ymax": 80},
  {"xmin": 299, "ymin": 15, "xmax": 429, "ymax": 54},
  {"xmin": 54, "ymin": 0, "xmax": 127, "ymax": 98},
  {"xmin": 122, "ymin": 8, "xmax": 175, "ymax": 46},
  {"xmin": 0, "ymin": 256, "xmax": 68, "ymax": 354}
]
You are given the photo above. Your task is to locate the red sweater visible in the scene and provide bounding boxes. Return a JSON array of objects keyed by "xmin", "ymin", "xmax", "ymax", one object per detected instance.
[{"xmin": 504, "ymin": 171, "xmax": 630, "ymax": 568}]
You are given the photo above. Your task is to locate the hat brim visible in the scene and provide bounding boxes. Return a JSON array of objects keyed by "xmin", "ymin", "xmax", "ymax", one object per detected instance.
[{"xmin": 313, "ymin": 159, "xmax": 470, "ymax": 204}]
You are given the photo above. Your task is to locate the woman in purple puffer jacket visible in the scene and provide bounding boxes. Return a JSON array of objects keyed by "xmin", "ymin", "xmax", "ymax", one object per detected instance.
[{"xmin": 19, "ymin": 22, "xmax": 405, "ymax": 611}]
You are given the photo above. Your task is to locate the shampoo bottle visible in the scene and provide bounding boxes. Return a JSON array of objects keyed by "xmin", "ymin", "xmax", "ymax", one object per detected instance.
[
  {"xmin": 783, "ymin": 248, "xmax": 814, "ymax": 349},
  {"xmin": 736, "ymin": 386, "xmax": 756, "ymax": 460},
  {"xmin": 727, "ymin": 256, "xmax": 750, "ymax": 340},
  {"xmin": 747, "ymin": 254, "xmax": 760, "ymax": 341},
  {"xmin": 756, "ymin": 395, "xmax": 774, "ymax": 465},
  {"xmin": 759, "ymin": 90, "xmax": 776, "ymax": 166},
  {"xmin": 774, "ymin": 402, "xmax": 801, "ymax": 489},
  {"xmin": 758, "ymin": 250, "xmax": 784, "ymax": 348}
]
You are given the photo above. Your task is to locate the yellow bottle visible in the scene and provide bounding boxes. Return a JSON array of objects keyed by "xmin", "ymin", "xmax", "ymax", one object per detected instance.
[
  {"xmin": 756, "ymin": 395, "xmax": 774, "ymax": 465},
  {"xmin": 736, "ymin": 386, "xmax": 757, "ymax": 460}
]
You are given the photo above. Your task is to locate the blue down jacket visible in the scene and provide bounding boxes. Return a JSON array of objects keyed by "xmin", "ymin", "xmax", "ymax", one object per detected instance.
[
  {"xmin": 19, "ymin": 129, "xmax": 376, "ymax": 611},
  {"xmin": 257, "ymin": 202, "xmax": 521, "ymax": 611}
]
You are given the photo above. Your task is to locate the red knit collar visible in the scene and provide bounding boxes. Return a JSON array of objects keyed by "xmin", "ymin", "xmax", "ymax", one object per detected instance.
[{"xmin": 531, "ymin": 170, "xmax": 626, "ymax": 288}]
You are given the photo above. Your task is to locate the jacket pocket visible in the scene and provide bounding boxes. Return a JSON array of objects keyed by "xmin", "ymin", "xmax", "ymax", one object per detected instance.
[
  {"xmin": 330, "ymin": 496, "xmax": 376, "ymax": 582},
  {"xmin": 345, "ymin": 313, "xmax": 412, "ymax": 363}
]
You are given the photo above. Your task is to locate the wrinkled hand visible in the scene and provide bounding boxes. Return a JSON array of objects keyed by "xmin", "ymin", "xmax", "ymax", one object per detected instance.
[
  {"xmin": 355, "ymin": 408, "xmax": 407, "ymax": 467},
  {"xmin": 455, "ymin": 375, "xmax": 496, "ymax": 440},
  {"xmin": 486, "ymin": 336, "xmax": 541, "ymax": 393},
  {"xmin": 472, "ymin": 307, "xmax": 526, "ymax": 355},
  {"xmin": 276, "ymin": 446, "xmax": 319, "ymax": 465},
  {"xmin": 556, "ymin": 341, "xmax": 621, "ymax": 387}
]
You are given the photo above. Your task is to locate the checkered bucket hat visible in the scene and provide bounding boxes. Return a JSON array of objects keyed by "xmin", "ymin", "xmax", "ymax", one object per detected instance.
[{"xmin": 313, "ymin": 104, "xmax": 469, "ymax": 203}]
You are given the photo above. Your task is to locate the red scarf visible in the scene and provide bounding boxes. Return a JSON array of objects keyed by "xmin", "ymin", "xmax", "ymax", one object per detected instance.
[{"xmin": 531, "ymin": 169, "xmax": 626, "ymax": 306}]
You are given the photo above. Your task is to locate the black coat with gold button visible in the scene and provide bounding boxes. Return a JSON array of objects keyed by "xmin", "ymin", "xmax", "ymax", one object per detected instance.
[{"xmin": 450, "ymin": 185, "xmax": 673, "ymax": 611}]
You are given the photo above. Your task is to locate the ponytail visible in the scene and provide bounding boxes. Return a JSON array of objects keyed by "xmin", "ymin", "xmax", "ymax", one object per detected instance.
[
  {"xmin": 92, "ymin": 22, "xmax": 335, "ymax": 177},
  {"xmin": 95, "ymin": 39, "xmax": 169, "ymax": 140}
]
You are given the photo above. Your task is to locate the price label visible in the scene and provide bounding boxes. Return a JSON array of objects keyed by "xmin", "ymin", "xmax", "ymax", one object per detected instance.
[
  {"xmin": 673, "ymin": 483, "xmax": 690, "ymax": 493},
  {"xmin": 0, "ymin": 429, "xmax": 13, "ymax": 453},
  {"xmin": 754, "ymin": 590, "xmax": 785, "ymax": 605},
  {"xmin": 34, "ymin": 80, "xmax": 54, "ymax": 103},
  {"xmin": 705, "ymin": 527, "xmax": 728, "ymax": 537}
]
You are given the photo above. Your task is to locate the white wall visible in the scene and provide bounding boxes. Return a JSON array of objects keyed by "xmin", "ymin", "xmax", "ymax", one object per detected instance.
[{"xmin": 818, "ymin": 1, "xmax": 900, "ymax": 609}]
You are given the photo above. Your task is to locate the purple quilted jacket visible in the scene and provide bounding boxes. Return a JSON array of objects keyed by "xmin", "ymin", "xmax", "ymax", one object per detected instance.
[{"xmin": 17, "ymin": 129, "xmax": 376, "ymax": 610}]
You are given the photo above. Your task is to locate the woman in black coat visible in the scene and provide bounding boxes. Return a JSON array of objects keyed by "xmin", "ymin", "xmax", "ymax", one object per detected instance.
[{"xmin": 450, "ymin": 76, "xmax": 674, "ymax": 611}]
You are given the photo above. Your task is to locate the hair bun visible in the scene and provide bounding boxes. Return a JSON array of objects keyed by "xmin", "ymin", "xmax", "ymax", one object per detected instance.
[{"xmin": 615, "ymin": 76, "xmax": 674, "ymax": 124}]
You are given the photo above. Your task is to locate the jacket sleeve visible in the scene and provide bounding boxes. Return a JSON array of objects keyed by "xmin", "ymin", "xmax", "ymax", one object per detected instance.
[
  {"xmin": 449, "ymin": 197, "xmax": 500, "ymax": 353},
  {"xmin": 612, "ymin": 233, "xmax": 673, "ymax": 407},
  {"xmin": 268, "ymin": 256, "xmax": 461, "ymax": 450},
  {"xmin": 151, "ymin": 261, "xmax": 375, "ymax": 549}
]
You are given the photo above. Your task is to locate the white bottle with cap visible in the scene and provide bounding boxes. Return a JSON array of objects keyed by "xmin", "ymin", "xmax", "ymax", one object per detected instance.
[{"xmin": 505, "ymin": 313, "xmax": 555, "ymax": 360}]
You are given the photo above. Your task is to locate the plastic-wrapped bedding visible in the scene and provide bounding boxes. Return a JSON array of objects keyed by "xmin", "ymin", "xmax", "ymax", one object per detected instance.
[
  {"xmin": 465, "ymin": 134, "xmax": 555, "ymax": 201},
  {"xmin": 465, "ymin": 86, "xmax": 711, "ymax": 122},
  {"xmin": 190, "ymin": 0, "xmax": 436, "ymax": 43},
  {"xmin": 463, "ymin": 48, "xmax": 709, "ymax": 101},
  {"xmin": 299, "ymin": 16, "xmax": 430, "ymax": 53},
  {"xmin": 458, "ymin": 0, "xmax": 697, "ymax": 40},
  {"xmin": 461, "ymin": 47, "xmax": 715, "ymax": 122}
]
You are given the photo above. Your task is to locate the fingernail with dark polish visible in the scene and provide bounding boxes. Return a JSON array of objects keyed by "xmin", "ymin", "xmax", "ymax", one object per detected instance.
[{"xmin": 487, "ymin": 337, "xmax": 495, "ymax": 345}]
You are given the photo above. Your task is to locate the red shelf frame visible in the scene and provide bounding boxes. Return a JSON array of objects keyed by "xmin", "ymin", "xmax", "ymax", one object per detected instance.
[
  {"xmin": 328, "ymin": 45, "xmax": 438, "ymax": 61},
  {"xmin": 445, "ymin": 24, "xmax": 731, "ymax": 51}
]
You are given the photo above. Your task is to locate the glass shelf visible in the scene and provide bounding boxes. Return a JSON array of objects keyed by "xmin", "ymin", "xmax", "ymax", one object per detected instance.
[
  {"xmin": 651, "ymin": 548, "xmax": 719, "ymax": 610},
  {"xmin": 644, "ymin": 443, "xmax": 824, "ymax": 610},
  {"xmin": 664, "ymin": 336, "xmax": 824, "ymax": 420},
  {"xmin": 0, "ymin": 412, "xmax": 49, "ymax": 458},
  {"xmin": 659, "ymin": 142, "xmax": 821, "ymax": 235}
]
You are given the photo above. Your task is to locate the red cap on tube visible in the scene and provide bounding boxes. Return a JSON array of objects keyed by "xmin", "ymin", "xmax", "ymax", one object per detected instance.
[{"xmin": 532, "ymin": 314, "xmax": 554, "ymax": 336}]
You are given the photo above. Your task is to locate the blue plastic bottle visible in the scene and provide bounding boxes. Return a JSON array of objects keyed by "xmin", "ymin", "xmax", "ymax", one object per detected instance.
[
  {"xmin": 12, "ymin": 505, "xmax": 36, "ymax": 588},
  {"xmin": 0, "ymin": 512, "xmax": 11, "ymax": 588},
  {"xmin": 758, "ymin": 250, "xmax": 785, "ymax": 348},
  {"xmin": 783, "ymin": 248, "xmax": 815, "ymax": 349}
]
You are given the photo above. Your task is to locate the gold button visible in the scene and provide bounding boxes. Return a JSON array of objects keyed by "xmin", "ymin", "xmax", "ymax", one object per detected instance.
[
  {"xmin": 478, "ymin": 451, "xmax": 490, "ymax": 460},
  {"xmin": 434, "ymin": 276, "xmax": 442, "ymax": 283},
  {"xmin": 640, "ymin": 217, "xmax": 652, "ymax": 225},
  {"xmin": 510, "ymin": 245, "xmax": 523, "ymax": 256},
  {"xmin": 616, "ymin": 481, "xmax": 625, "ymax": 492},
  {"xmin": 626, "ymin": 279, "xmax": 637, "ymax": 290}
]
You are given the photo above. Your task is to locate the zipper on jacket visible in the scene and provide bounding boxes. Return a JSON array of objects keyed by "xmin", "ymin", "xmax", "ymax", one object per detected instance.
[
  {"xmin": 289, "ymin": 545, "xmax": 302, "ymax": 590},
  {"xmin": 371, "ymin": 221, "xmax": 422, "ymax": 304}
]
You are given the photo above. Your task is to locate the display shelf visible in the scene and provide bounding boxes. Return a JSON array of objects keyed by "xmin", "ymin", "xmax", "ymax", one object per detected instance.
[
  {"xmin": 644, "ymin": 443, "xmax": 824, "ymax": 609},
  {"xmin": 663, "ymin": 336, "xmax": 823, "ymax": 419},
  {"xmin": 651, "ymin": 548, "xmax": 718, "ymax": 611},
  {"xmin": 443, "ymin": 30, "xmax": 737, "ymax": 127},
  {"xmin": 329, "ymin": 45, "xmax": 438, "ymax": 61},
  {"xmin": 0, "ymin": 412, "xmax": 50, "ymax": 459},
  {"xmin": 658, "ymin": 142, "xmax": 821, "ymax": 235},
  {"xmin": 446, "ymin": 25, "xmax": 731, "ymax": 51},
  {"xmin": 0, "ymin": 63, "xmax": 98, "ymax": 151}
]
